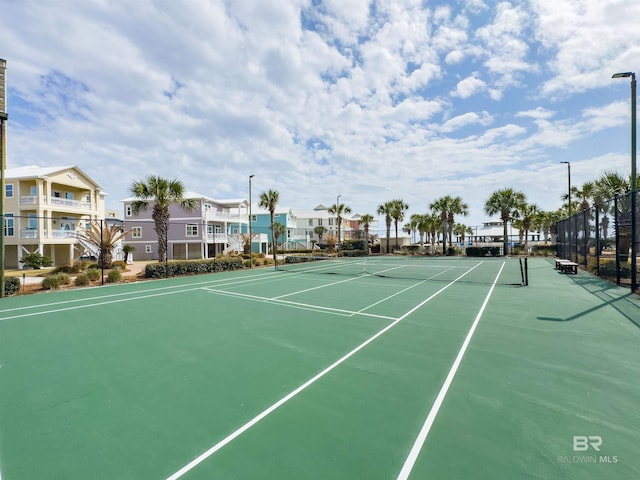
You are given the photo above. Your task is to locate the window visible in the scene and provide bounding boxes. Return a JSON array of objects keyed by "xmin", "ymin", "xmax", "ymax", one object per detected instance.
[
  {"xmin": 186, "ymin": 224, "xmax": 199, "ymax": 237},
  {"xmin": 65, "ymin": 192, "xmax": 74, "ymax": 200},
  {"xmin": 251, "ymin": 215, "xmax": 257, "ymax": 222},
  {"xmin": 308, "ymin": 219, "xmax": 313, "ymax": 226},
  {"xmin": 132, "ymin": 227, "xmax": 142, "ymax": 238},
  {"xmin": 207, "ymin": 224, "xmax": 214, "ymax": 235},
  {"xmin": 30, "ymin": 186, "xmax": 37, "ymax": 196},
  {"xmin": 204, "ymin": 203, "xmax": 211, "ymax": 211},
  {"xmin": 5, "ymin": 184, "xmax": 13, "ymax": 198},
  {"xmin": 145, "ymin": 245, "xmax": 152, "ymax": 254},
  {"xmin": 329, "ymin": 218, "xmax": 334, "ymax": 226},
  {"xmin": 4, "ymin": 214, "xmax": 14, "ymax": 236},
  {"xmin": 318, "ymin": 219, "xmax": 323, "ymax": 226},
  {"xmin": 126, "ymin": 205, "xmax": 133, "ymax": 216},
  {"xmin": 28, "ymin": 213, "xmax": 37, "ymax": 230}
]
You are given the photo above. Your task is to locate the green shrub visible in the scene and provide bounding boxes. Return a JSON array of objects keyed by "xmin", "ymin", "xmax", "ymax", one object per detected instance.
[
  {"xmin": 86, "ymin": 268, "xmax": 102, "ymax": 281},
  {"xmin": 4, "ymin": 277, "xmax": 21, "ymax": 296},
  {"xmin": 144, "ymin": 257, "xmax": 244, "ymax": 278},
  {"xmin": 111, "ymin": 260, "xmax": 127, "ymax": 271},
  {"xmin": 41, "ymin": 276, "xmax": 61, "ymax": 290},
  {"xmin": 106, "ymin": 269, "xmax": 122, "ymax": 283},
  {"xmin": 56, "ymin": 273, "xmax": 71, "ymax": 285},
  {"xmin": 74, "ymin": 273, "xmax": 90, "ymax": 286},
  {"xmin": 21, "ymin": 253, "xmax": 53, "ymax": 269}
]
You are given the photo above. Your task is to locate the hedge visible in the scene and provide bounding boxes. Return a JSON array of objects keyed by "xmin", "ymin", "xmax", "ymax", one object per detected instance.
[
  {"xmin": 465, "ymin": 246, "xmax": 501, "ymax": 257},
  {"xmin": 144, "ymin": 257, "xmax": 244, "ymax": 278}
]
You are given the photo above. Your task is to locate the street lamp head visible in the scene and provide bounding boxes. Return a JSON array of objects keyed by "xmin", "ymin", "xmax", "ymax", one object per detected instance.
[
  {"xmin": 249, "ymin": 174, "xmax": 255, "ymax": 179},
  {"xmin": 560, "ymin": 161, "xmax": 569, "ymax": 164},
  {"xmin": 612, "ymin": 72, "xmax": 634, "ymax": 79}
]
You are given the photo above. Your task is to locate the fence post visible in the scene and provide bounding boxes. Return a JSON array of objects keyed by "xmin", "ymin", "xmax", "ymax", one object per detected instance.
[
  {"xmin": 615, "ymin": 195, "xmax": 621, "ymax": 285},
  {"xmin": 595, "ymin": 204, "xmax": 600, "ymax": 277}
]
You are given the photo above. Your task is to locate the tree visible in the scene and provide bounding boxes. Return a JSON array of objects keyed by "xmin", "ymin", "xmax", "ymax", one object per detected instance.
[
  {"xmin": 122, "ymin": 244, "xmax": 136, "ymax": 263},
  {"xmin": 413, "ymin": 214, "xmax": 430, "ymax": 252},
  {"xmin": 446, "ymin": 196, "xmax": 469, "ymax": 249},
  {"xmin": 272, "ymin": 221, "xmax": 286, "ymax": 250},
  {"xmin": 259, "ymin": 189, "xmax": 280, "ymax": 265},
  {"xmin": 377, "ymin": 201, "xmax": 394, "ymax": 253},
  {"xmin": 389, "ymin": 199, "xmax": 409, "ymax": 251},
  {"xmin": 314, "ymin": 225, "xmax": 326, "ymax": 244},
  {"xmin": 328, "ymin": 201, "xmax": 352, "ymax": 248},
  {"xmin": 79, "ymin": 220, "xmax": 129, "ymax": 268},
  {"xmin": 518, "ymin": 203, "xmax": 540, "ymax": 247},
  {"xmin": 484, "ymin": 188, "xmax": 527, "ymax": 256},
  {"xmin": 430, "ymin": 195, "xmax": 453, "ymax": 255},
  {"xmin": 130, "ymin": 176, "xmax": 195, "ymax": 263},
  {"xmin": 359, "ymin": 213, "xmax": 374, "ymax": 252},
  {"xmin": 453, "ymin": 223, "xmax": 473, "ymax": 246}
]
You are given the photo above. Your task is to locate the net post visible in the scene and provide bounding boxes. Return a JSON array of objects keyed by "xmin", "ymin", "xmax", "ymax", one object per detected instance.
[{"xmin": 524, "ymin": 258, "xmax": 529, "ymax": 286}]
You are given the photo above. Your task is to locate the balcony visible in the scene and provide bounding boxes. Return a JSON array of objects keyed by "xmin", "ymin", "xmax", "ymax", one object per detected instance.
[
  {"xmin": 206, "ymin": 233, "xmax": 229, "ymax": 243},
  {"xmin": 50, "ymin": 197, "xmax": 92, "ymax": 210},
  {"xmin": 19, "ymin": 195, "xmax": 92, "ymax": 210}
]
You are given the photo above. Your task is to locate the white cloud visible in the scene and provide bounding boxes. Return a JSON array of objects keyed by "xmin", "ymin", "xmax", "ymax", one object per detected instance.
[{"xmin": 452, "ymin": 74, "xmax": 487, "ymax": 98}]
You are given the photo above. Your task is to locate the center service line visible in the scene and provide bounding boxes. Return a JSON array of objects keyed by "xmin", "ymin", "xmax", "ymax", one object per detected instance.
[
  {"xmin": 165, "ymin": 262, "xmax": 483, "ymax": 480},
  {"xmin": 396, "ymin": 261, "xmax": 505, "ymax": 480}
]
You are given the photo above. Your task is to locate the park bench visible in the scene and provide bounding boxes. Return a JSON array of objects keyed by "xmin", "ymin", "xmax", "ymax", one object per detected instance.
[{"xmin": 555, "ymin": 258, "xmax": 578, "ymax": 274}]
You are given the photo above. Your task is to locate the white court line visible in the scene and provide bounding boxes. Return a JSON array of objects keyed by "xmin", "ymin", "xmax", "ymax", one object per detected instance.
[
  {"xmin": 201, "ymin": 287, "xmax": 397, "ymax": 321},
  {"xmin": 0, "ymin": 270, "xmax": 278, "ymax": 315},
  {"xmin": 396, "ymin": 261, "xmax": 505, "ymax": 480},
  {"xmin": 165, "ymin": 262, "xmax": 483, "ymax": 480}
]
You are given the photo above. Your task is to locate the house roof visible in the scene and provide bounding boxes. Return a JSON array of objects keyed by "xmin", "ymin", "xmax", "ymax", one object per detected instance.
[
  {"xmin": 6, "ymin": 165, "xmax": 105, "ymax": 190},
  {"xmin": 121, "ymin": 191, "xmax": 248, "ymax": 206}
]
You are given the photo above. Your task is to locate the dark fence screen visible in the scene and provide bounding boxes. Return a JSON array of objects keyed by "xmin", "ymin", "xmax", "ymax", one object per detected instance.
[{"xmin": 556, "ymin": 191, "xmax": 638, "ymax": 293}]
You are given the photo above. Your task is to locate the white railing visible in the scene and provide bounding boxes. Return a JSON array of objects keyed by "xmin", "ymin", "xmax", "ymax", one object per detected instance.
[
  {"xmin": 50, "ymin": 198, "xmax": 92, "ymax": 210},
  {"xmin": 206, "ymin": 233, "xmax": 229, "ymax": 243},
  {"xmin": 19, "ymin": 196, "xmax": 38, "ymax": 205}
]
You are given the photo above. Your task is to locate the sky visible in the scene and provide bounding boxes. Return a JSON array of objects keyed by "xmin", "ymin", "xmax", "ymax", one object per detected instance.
[{"xmin": 1, "ymin": 0, "xmax": 639, "ymax": 233}]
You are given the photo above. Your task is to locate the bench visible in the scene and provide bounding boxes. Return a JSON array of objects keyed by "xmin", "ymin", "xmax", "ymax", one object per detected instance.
[{"xmin": 555, "ymin": 259, "xmax": 578, "ymax": 274}]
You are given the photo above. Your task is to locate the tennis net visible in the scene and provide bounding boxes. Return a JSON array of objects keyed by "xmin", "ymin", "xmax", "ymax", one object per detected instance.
[{"xmin": 277, "ymin": 256, "xmax": 528, "ymax": 286}]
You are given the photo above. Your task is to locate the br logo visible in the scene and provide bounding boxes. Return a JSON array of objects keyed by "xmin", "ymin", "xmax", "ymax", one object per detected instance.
[{"xmin": 573, "ymin": 435, "xmax": 602, "ymax": 451}]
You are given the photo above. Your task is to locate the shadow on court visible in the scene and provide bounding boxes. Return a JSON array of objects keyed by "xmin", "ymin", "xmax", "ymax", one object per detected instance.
[{"xmin": 537, "ymin": 268, "xmax": 640, "ymax": 328}]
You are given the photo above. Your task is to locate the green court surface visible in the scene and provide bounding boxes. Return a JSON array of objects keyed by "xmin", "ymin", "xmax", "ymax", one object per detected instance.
[{"xmin": 0, "ymin": 257, "xmax": 638, "ymax": 479}]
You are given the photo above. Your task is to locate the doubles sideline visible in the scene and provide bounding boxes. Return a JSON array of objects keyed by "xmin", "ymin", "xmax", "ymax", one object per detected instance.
[{"xmin": 164, "ymin": 261, "xmax": 489, "ymax": 479}]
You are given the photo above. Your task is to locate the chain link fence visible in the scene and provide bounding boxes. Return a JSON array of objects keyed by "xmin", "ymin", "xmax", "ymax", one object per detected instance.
[{"xmin": 556, "ymin": 191, "xmax": 638, "ymax": 293}]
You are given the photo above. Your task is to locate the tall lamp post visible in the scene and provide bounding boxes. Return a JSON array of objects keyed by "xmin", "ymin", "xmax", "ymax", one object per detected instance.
[
  {"xmin": 612, "ymin": 71, "xmax": 637, "ymax": 292},
  {"xmin": 560, "ymin": 161, "xmax": 571, "ymax": 216},
  {"xmin": 249, "ymin": 175, "xmax": 254, "ymax": 268},
  {"xmin": 0, "ymin": 59, "xmax": 8, "ymax": 298},
  {"xmin": 336, "ymin": 194, "xmax": 342, "ymax": 249}
]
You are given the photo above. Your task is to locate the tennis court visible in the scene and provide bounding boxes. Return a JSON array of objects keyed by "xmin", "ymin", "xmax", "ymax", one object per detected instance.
[{"xmin": 0, "ymin": 256, "xmax": 638, "ymax": 479}]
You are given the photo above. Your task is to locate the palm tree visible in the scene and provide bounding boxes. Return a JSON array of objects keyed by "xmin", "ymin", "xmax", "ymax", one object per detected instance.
[
  {"xmin": 446, "ymin": 196, "xmax": 469, "ymax": 251},
  {"xmin": 518, "ymin": 203, "xmax": 540, "ymax": 247},
  {"xmin": 413, "ymin": 213, "xmax": 429, "ymax": 252},
  {"xmin": 453, "ymin": 223, "xmax": 473, "ymax": 246},
  {"xmin": 389, "ymin": 199, "xmax": 409, "ymax": 251},
  {"xmin": 122, "ymin": 244, "xmax": 136, "ymax": 263},
  {"xmin": 328, "ymin": 201, "xmax": 352, "ymax": 249},
  {"xmin": 130, "ymin": 175, "xmax": 195, "ymax": 263},
  {"xmin": 259, "ymin": 189, "xmax": 280, "ymax": 265},
  {"xmin": 314, "ymin": 225, "xmax": 326, "ymax": 245},
  {"xmin": 79, "ymin": 220, "xmax": 129, "ymax": 268},
  {"xmin": 377, "ymin": 202, "xmax": 393, "ymax": 253},
  {"xmin": 429, "ymin": 195, "xmax": 453, "ymax": 255},
  {"xmin": 484, "ymin": 188, "xmax": 527, "ymax": 256},
  {"xmin": 359, "ymin": 213, "xmax": 374, "ymax": 252}
]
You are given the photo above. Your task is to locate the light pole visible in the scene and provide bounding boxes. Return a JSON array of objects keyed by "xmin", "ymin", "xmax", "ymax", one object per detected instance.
[
  {"xmin": 0, "ymin": 59, "xmax": 8, "ymax": 298},
  {"xmin": 612, "ymin": 71, "xmax": 637, "ymax": 292},
  {"xmin": 336, "ymin": 194, "xmax": 342, "ymax": 249},
  {"xmin": 249, "ymin": 175, "xmax": 254, "ymax": 268},
  {"xmin": 560, "ymin": 161, "xmax": 571, "ymax": 216}
]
